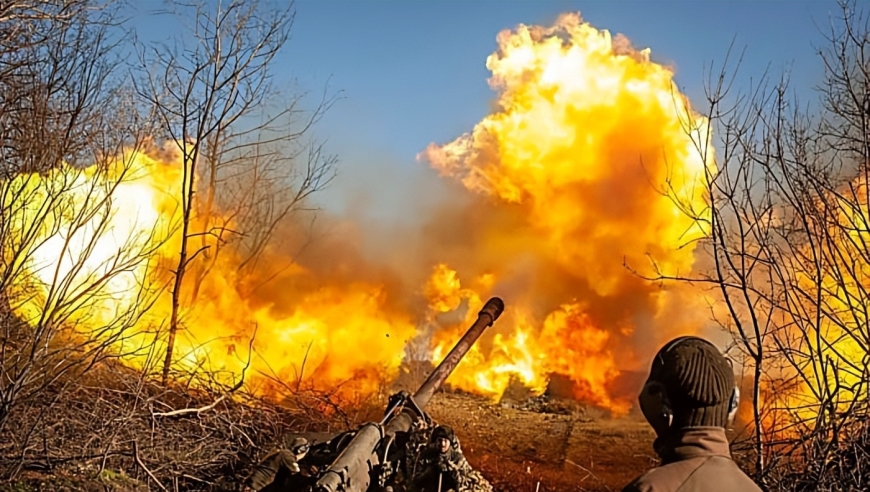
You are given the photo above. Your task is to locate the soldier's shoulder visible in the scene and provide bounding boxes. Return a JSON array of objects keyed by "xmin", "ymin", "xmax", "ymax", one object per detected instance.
[
  {"xmin": 630, "ymin": 457, "xmax": 764, "ymax": 492},
  {"xmin": 620, "ymin": 473, "xmax": 655, "ymax": 492},
  {"xmin": 620, "ymin": 476, "xmax": 649, "ymax": 492},
  {"xmin": 697, "ymin": 457, "xmax": 764, "ymax": 491},
  {"xmin": 621, "ymin": 458, "xmax": 707, "ymax": 492}
]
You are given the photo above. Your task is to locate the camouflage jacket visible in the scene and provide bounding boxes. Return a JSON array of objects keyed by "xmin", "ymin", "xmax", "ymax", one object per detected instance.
[{"xmin": 412, "ymin": 446, "xmax": 467, "ymax": 492}]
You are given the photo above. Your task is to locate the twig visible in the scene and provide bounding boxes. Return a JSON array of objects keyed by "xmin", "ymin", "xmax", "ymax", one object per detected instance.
[
  {"xmin": 296, "ymin": 340, "xmax": 313, "ymax": 393},
  {"xmin": 133, "ymin": 440, "xmax": 167, "ymax": 492},
  {"xmin": 153, "ymin": 326, "xmax": 256, "ymax": 417},
  {"xmin": 564, "ymin": 459, "xmax": 605, "ymax": 488},
  {"xmin": 181, "ymin": 473, "xmax": 213, "ymax": 484},
  {"xmin": 152, "ymin": 393, "xmax": 232, "ymax": 417}
]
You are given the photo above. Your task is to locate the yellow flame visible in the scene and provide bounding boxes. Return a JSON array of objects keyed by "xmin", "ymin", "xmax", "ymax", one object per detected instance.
[
  {"xmin": 7, "ymin": 146, "xmax": 417, "ymax": 398},
  {"xmin": 421, "ymin": 13, "xmax": 713, "ymax": 413},
  {"xmin": 7, "ymin": 13, "xmax": 716, "ymax": 414}
]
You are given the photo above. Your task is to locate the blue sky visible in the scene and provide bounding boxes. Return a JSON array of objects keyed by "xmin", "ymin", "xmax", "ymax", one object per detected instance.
[
  {"xmin": 128, "ymin": 0, "xmax": 842, "ymax": 218},
  {"xmin": 284, "ymin": 1, "xmax": 837, "ymax": 154}
]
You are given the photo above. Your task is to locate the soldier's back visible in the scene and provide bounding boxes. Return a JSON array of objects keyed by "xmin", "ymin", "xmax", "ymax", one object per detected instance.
[{"xmin": 623, "ymin": 456, "xmax": 762, "ymax": 492}]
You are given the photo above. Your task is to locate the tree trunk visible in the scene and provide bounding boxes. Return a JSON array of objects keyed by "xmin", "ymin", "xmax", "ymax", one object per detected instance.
[{"xmin": 162, "ymin": 150, "xmax": 196, "ymax": 385}]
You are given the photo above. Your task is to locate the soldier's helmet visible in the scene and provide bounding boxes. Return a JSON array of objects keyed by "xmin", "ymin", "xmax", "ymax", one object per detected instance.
[
  {"xmin": 288, "ymin": 437, "xmax": 310, "ymax": 456},
  {"xmin": 431, "ymin": 425, "xmax": 455, "ymax": 444}
]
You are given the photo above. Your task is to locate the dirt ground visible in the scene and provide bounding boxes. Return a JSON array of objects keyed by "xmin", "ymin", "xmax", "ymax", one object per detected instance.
[{"xmin": 427, "ymin": 393, "xmax": 657, "ymax": 492}]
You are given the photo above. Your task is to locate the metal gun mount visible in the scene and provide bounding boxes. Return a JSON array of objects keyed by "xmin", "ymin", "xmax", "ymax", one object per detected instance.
[{"xmin": 313, "ymin": 297, "xmax": 505, "ymax": 492}]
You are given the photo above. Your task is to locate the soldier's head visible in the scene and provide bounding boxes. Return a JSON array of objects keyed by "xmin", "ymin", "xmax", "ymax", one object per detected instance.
[
  {"xmin": 431, "ymin": 425, "xmax": 455, "ymax": 453},
  {"xmin": 638, "ymin": 336, "xmax": 739, "ymax": 437}
]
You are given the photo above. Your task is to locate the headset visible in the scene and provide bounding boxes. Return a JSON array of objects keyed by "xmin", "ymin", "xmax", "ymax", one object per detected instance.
[{"xmin": 638, "ymin": 336, "xmax": 740, "ymax": 434}]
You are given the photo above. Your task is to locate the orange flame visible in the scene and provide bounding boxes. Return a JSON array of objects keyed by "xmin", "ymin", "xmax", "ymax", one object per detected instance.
[
  {"xmin": 8, "ymin": 147, "xmax": 417, "ymax": 398},
  {"xmin": 420, "ymin": 13, "xmax": 712, "ymax": 413},
  {"xmin": 6, "ymin": 13, "xmax": 715, "ymax": 413},
  {"xmin": 425, "ymin": 265, "xmax": 627, "ymax": 412}
]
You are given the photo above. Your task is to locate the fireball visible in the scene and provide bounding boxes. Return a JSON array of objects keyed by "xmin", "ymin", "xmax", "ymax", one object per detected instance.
[
  {"xmin": 5, "ymin": 13, "xmax": 714, "ymax": 413},
  {"xmin": 421, "ymin": 13, "xmax": 713, "ymax": 412}
]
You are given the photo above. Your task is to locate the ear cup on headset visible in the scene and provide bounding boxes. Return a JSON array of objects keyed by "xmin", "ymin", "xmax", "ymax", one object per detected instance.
[
  {"xmin": 638, "ymin": 380, "xmax": 673, "ymax": 434},
  {"xmin": 727, "ymin": 386, "xmax": 740, "ymax": 424}
]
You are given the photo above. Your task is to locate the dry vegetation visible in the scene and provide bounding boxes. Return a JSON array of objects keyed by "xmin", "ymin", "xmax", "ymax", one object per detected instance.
[
  {"xmin": 0, "ymin": 0, "xmax": 340, "ymax": 489},
  {"xmin": 0, "ymin": 362, "xmax": 359, "ymax": 491},
  {"xmin": 654, "ymin": 1, "xmax": 870, "ymax": 489},
  {"xmin": 0, "ymin": 369, "xmax": 655, "ymax": 492}
]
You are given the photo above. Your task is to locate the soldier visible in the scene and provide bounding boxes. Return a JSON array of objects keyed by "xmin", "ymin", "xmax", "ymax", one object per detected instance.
[
  {"xmin": 243, "ymin": 437, "xmax": 311, "ymax": 491},
  {"xmin": 622, "ymin": 336, "xmax": 762, "ymax": 492},
  {"xmin": 412, "ymin": 425, "xmax": 465, "ymax": 492},
  {"xmin": 411, "ymin": 425, "xmax": 491, "ymax": 492}
]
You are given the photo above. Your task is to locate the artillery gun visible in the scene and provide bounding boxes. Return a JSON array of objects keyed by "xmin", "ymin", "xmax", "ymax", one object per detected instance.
[{"xmin": 249, "ymin": 297, "xmax": 504, "ymax": 492}]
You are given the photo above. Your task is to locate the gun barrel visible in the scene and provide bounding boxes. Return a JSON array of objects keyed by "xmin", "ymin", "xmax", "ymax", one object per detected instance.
[
  {"xmin": 412, "ymin": 297, "xmax": 504, "ymax": 408},
  {"xmin": 314, "ymin": 297, "xmax": 505, "ymax": 492}
]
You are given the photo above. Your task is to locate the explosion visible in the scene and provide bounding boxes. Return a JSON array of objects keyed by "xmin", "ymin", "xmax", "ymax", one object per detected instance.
[
  {"xmin": 6, "ymin": 148, "xmax": 417, "ymax": 398},
  {"xmin": 4, "ymin": 13, "xmax": 714, "ymax": 413},
  {"xmin": 420, "ymin": 13, "xmax": 712, "ymax": 411}
]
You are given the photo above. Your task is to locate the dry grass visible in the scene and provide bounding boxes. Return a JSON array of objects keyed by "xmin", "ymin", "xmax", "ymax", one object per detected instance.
[
  {"xmin": 0, "ymin": 361, "xmax": 372, "ymax": 491},
  {"xmin": 0, "ymin": 356, "xmax": 657, "ymax": 492},
  {"xmin": 3, "ymin": 354, "xmax": 867, "ymax": 492}
]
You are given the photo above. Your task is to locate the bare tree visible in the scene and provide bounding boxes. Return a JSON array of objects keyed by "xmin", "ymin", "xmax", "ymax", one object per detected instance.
[
  {"xmin": 134, "ymin": 0, "xmax": 336, "ymax": 385},
  {"xmin": 0, "ymin": 0, "xmax": 164, "ymax": 430},
  {"xmin": 652, "ymin": 1, "xmax": 870, "ymax": 488}
]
